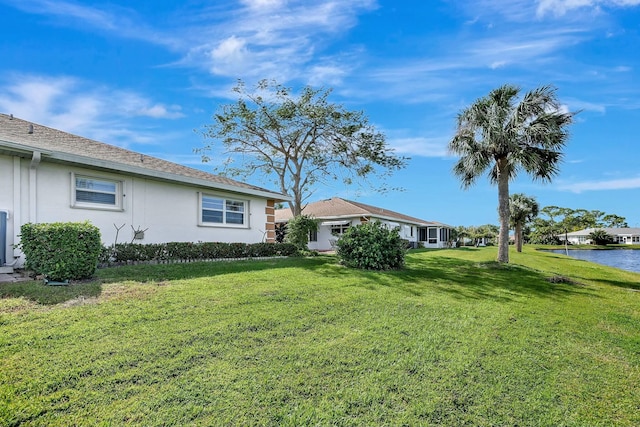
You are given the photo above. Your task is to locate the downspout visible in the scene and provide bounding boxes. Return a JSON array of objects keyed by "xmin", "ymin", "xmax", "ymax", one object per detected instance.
[
  {"xmin": 29, "ymin": 151, "xmax": 41, "ymax": 223},
  {"xmin": 12, "ymin": 157, "xmax": 21, "ymax": 260}
]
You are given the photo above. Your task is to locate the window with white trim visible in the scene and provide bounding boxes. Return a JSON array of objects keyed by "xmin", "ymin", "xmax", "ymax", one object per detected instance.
[
  {"xmin": 330, "ymin": 223, "xmax": 350, "ymax": 235},
  {"xmin": 428, "ymin": 227, "xmax": 438, "ymax": 244},
  {"xmin": 72, "ymin": 174, "xmax": 123, "ymax": 210},
  {"xmin": 200, "ymin": 194, "xmax": 248, "ymax": 226}
]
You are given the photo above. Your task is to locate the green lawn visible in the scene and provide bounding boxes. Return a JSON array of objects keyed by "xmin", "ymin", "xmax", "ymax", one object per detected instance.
[{"xmin": 1, "ymin": 247, "xmax": 639, "ymax": 426}]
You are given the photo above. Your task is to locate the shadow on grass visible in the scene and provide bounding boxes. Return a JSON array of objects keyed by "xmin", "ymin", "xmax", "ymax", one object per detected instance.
[
  {"xmin": 1, "ymin": 257, "xmax": 332, "ymax": 306},
  {"xmin": 341, "ymin": 255, "xmax": 595, "ymax": 302},
  {"xmin": 0, "ymin": 279, "xmax": 102, "ymax": 305},
  {"xmin": 0, "ymin": 252, "xmax": 603, "ymax": 306}
]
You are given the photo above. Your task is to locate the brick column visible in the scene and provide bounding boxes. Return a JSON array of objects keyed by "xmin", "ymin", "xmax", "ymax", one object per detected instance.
[{"xmin": 265, "ymin": 200, "xmax": 275, "ymax": 243}]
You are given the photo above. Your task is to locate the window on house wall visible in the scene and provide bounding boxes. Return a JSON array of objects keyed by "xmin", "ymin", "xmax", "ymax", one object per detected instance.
[
  {"xmin": 330, "ymin": 224, "xmax": 350, "ymax": 235},
  {"xmin": 72, "ymin": 174, "xmax": 123, "ymax": 210},
  {"xmin": 200, "ymin": 194, "xmax": 248, "ymax": 227},
  {"xmin": 309, "ymin": 230, "xmax": 318, "ymax": 242},
  {"xmin": 428, "ymin": 227, "xmax": 437, "ymax": 244}
]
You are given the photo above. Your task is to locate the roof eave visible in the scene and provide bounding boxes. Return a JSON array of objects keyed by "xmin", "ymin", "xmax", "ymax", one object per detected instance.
[{"xmin": 1, "ymin": 139, "xmax": 290, "ymax": 201}]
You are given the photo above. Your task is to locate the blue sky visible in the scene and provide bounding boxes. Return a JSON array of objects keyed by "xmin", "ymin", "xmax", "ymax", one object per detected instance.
[{"xmin": 1, "ymin": 0, "xmax": 639, "ymax": 227}]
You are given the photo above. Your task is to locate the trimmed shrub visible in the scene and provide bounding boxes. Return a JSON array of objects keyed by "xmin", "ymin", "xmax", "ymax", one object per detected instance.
[
  {"xmin": 101, "ymin": 241, "xmax": 298, "ymax": 265},
  {"xmin": 335, "ymin": 221, "xmax": 406, "ymax": 270},
  {"xmin": 20, "ymin": 221, "xmax": 102, "ymax": 281}
]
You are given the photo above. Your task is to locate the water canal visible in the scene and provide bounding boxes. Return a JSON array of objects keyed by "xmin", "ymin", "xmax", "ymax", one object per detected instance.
[{"xmin": 545, "ymin": 249, "xmax": 640, "ymax": 273}]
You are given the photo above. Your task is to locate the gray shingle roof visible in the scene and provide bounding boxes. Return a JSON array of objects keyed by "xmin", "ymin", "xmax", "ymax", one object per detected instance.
[
  {"xmin": 276, "ymin": 197, "xmax": 451, "ymax": 227},
  {"xmin": 0, "ymin": 113, "xmax": 288, "ymax": 199}
]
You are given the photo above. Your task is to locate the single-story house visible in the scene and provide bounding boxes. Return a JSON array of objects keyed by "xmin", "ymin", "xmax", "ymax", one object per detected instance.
[
  {"xmin": 560, "ymin": 228, "xmax": 640, "ymax": 245},
  {"xmin": 0, "ymin": 113, "xmax": 289, "ymax": 271},
  {"xmin": 275, "ymin": 197, "xmax": 453, "ymax": 251}
]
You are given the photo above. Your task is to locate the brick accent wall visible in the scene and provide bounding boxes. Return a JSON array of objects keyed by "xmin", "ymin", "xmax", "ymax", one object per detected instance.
[{"xmin": 265, "ymin": 200, "xmax": 276, "ymax": 242}]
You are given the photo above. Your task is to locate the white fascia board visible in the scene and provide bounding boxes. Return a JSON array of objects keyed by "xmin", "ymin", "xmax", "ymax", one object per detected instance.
[
  {"xmin": 368, "ymin": 215, "xmax": 432, "ymax": 227},
  {"xmin": 47, "ymin": 151, "xmax": 290, "ymax": 201},
  {"xmin": 0, "ymin": 140, "xmax": 289, "ymax": 201},
  {"xmin": 0, "ymin": 139, "xmax": 53, "ymax": 156},
  {"xmin": 314, "ymin": 213, "xmax": 433, "ymax": 227}
]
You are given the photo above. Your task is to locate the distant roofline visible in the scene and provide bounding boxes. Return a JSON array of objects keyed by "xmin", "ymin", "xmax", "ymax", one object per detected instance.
[{"xmin": 275, "ymin": 197, "xmax": 452, "ymax": 228}]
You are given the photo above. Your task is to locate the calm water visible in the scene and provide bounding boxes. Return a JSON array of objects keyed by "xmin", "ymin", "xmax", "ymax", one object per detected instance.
[{"xmin": 546, "ymin": 249, "xmax": 640, "ymax": 273}]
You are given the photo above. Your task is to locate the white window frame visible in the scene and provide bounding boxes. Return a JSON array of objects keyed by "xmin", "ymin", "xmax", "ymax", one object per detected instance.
[
  {"xmin": 71, "ymin": 173, "xmax": 123, "ymax": 211},
  {"xmin": 330, "ymin": 223, "xmax": 350, "ymax": 236},
  {"xmin": 199, "ymin": 193, "xmax": 249, "ymax": 228},
  {"xmin": 428, "ymin": 227, "xmax": 438, "ymax": 244}
]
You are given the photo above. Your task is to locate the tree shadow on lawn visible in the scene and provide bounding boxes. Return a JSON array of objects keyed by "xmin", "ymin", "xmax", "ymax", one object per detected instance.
[
  {"xmin": 343, "ymin": 256, "xmax": 596, "ymax": 302},
  {"xmin": 95, "ymin": 255, "xmax": 596, "ymax": 303},
  {"xmin": 0, "ymin": 279, "xmax": 102, "ymax": 305},
  {"xmin": 0, "ymin": 257, "xmax": 327, "ymax": 306},
  {"xmin": 1, "ymin": 254, "xmax": 599, "ymax": 306}
]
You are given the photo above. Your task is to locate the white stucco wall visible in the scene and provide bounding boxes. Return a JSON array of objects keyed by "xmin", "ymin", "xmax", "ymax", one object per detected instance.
[{"xmin": 1, "ymin": 154, "xmax": 273, "ymax": 266}]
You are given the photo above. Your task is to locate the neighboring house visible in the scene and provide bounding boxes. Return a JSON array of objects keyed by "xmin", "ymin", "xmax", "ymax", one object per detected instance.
[
  {"xmin": 560, "ymin": 228, "xmax": 640, "ymax": 245},
  {"xmin": 275, "ymin": 197, "xmax": 453, "ymax": 251},
  {"xmin": 0, "ymin": 113, "xmax": 289, "ymax": 270}
]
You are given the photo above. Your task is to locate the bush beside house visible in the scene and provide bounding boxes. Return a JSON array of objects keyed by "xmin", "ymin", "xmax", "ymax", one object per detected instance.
[
  {"xmin": 335, "ymin": 221, "xmax": 406, "ymax": 270},
  {"xmin": 20, "ymin": 221, "xmax": 102, "ymax": 281}
]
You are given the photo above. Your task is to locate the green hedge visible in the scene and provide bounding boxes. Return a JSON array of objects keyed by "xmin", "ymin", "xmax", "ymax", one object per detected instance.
[
  {"xmin": 101, "ymin": 241, "xmax": 299, "ymax": 265},
  {"xmin": 20, "ymin": 221, "xmax": 102, "ymax": 281}
]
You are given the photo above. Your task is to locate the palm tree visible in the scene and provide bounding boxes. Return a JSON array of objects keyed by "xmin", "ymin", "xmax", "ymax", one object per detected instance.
[
  {"xmin": 448, "ymin": 84, "xmax": 574, "ymax": 263},
  {"xmin": 509, "ymin": 193, "xmax": 539, "ymax": 252}
]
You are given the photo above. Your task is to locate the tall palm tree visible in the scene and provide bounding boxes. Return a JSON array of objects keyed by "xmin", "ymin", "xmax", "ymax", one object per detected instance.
[
  {"xmin": 448, "ymin": 84, "xmax": 574, "ymax": 263},
  {"xmin": 509, "ymin": 193, "xmax": 539, "ymax": 252}
]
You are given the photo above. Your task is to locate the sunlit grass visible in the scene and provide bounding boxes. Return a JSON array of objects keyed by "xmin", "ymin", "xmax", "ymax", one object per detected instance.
[{"xmin": 1, "ymin": 248, "xmax": 639, "ymax": 426}]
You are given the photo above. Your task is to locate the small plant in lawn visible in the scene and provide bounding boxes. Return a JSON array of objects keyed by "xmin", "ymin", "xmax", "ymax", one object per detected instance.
[{"xmin": 335, "ymin": 220, "xmax": 406, "ymax": 270}]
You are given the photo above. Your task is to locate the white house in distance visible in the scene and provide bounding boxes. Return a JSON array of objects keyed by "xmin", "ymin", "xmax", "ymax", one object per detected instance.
[
  {"xmin": 0, "ymin": 113, "xmax": 289, "ymax": 270},
  {"xmin": 275, "ymin": 197, "xmax": 453, "ymax": 251},
  {"xmin": 561, "ymin": 228, "xmax": 640, "ymax": 245}
]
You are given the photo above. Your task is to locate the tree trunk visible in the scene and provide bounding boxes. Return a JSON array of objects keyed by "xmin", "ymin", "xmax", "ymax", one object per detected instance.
[
  {"xmin": 496, "ymin": 159, "xmax": 510, "ymax": 263},
  {"xmin": 515, "ymin": 222, "xmax": 523, "ymax": 252}
]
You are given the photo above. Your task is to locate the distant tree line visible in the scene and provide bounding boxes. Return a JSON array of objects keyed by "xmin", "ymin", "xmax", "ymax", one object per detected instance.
[
  {"xmin": 456, "ymin": 204, "xmax": 628, "ymax": 247},
  {"xmin": 528, "ymin": 206, "xmax": 627, "ymax": 245}
]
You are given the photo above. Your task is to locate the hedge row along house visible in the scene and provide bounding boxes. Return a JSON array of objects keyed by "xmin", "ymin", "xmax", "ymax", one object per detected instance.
[
  {"xmin": 0, "ymin": 113, "xmax": 290, "ymax": 271},
  {"xmin": 276, "ymin": 197, "xmax": 453, "ymax": 251}
]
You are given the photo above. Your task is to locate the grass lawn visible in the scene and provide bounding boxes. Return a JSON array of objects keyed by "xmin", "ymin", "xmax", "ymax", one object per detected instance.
[{"xmin": 1, "ymin": 246, "xmax": 639, "ymax": 426}]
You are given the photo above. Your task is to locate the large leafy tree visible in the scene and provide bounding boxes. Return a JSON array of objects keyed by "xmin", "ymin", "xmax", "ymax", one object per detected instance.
[
  {"xmin": 509, "ymin": 193, "xmax": 539, "ymax": 252},
  {"xmin": 198, "ymin": 79, "xmax": 407, "ymax": 216},
  {"xmin": 448, "ymin": 84, "xmax": 574, "ymax": 263}
]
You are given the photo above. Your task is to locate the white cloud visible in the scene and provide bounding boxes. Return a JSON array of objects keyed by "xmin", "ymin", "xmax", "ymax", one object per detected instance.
[
  {"xmin": 0, "ymin": 74, "xmax": 184, "ymax": 146},
  {"xmin": 5, "ymin": 0, "xmax": 180, "ymax": 48},
  {"xmin": 389, "ymin": 137, "xmax": 449, "ymax": 158},
  {"xmin": 240, "ymin": 0, "xmax": 286, "ymax": 9},
  {"xmin": 536, "ymin": 0, "xmax": 640, "ymax": 17},
  {"xmin": 558, "ymin": 176, "xmax": 640, "ymax": 192},
  {"xmin": 179, "ymin": 0, "xmax": 378, "ymax": 83}
]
